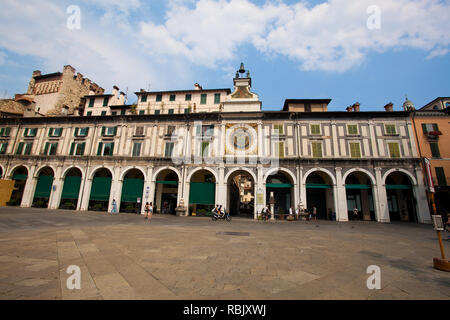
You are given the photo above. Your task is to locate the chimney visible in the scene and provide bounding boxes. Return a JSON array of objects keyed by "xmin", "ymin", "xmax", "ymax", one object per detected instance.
[
  {"xmin": 346, "ymin": 106, "xmax": 353, "ymax": 112},
  {"xmin": 194, "ymin": 83, "xmax": 203, "ymax": 90},
  {"xmin": 112, "ymin": 85, "xmax": 119, "ymax": 97},
  {"xmin": 76, "ymin": 73, "xmax": 83, "ymax": 81},
  {"xmin": 63, "ymin": 65, "xmax": 76, "ymax": 75},
  {"xmin": 384, "ymin": 102, "xmax": 394, "ymax": 112},
  {"xmin": 352, "ymin": 102, "xmax": 360, "ymax": 112},
  {"xmin": 32, "ymin": 70, "xmax": 41, "ymax": 77},
  {"xmin": 140, "ymin": 89, "xmax": 145, "ymax": 92},
  {"xmin": 119, "ymin": 92, "xmax": 126, "ymax": 104}
]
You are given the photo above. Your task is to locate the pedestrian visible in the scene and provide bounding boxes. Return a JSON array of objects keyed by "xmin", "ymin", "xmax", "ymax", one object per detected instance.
[
  {"xmin": 312, "ymin": 206, "xmax": 317, "ymax": 220},
  {"xmin": 295, "ymin": 206, "xmax": 300, "ymax": 221},
  {"xmin": 289, "ymin": 206, "xmax": 294, "ymax": 220},
  {"xmin": 147, "ymin": 202, "xmax": 154, "ymax": 222},
  {"xmin": 144, "ymin": 202, "xmax": 150, "ymax": 219},
  {"xmin": 353, "ymin": 207, "xmax": 359, "ymax": 220},
  {"xmin": 111, "ymin": 199, "xmax": 118, "ymax": 215}
]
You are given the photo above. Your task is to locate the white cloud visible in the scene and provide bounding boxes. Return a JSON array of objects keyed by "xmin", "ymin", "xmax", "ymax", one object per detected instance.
[{"xmin": 0, "ymin": 51, "xmax": 6, "ymax": 65}]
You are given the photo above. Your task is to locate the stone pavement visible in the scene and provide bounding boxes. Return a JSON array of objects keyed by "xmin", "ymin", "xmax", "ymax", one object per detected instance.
[{"xmin": 0, "ymin": 207, "xmax": 449, "ymax": 300}]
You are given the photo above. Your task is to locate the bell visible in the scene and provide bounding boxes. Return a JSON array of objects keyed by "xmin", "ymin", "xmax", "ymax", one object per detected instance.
[{"xmin": 238, "ymin": 62, "xmax": 246, "ymax": 74}]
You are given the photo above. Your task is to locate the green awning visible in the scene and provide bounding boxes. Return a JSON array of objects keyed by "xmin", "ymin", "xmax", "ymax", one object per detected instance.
[
  {"xmin": 346, "ymin": 184, "xmax": 371, "ymax": 190},
  {"xmin": 121, "ymin": 178, "xmax": 144, "ymax": 202},
  {"xmin": 156, "ymin": 180, "xmax": 178, "ymax": 185},
  {"xmin": 267, "ymin": 183, "xmax": 293, "ymax": 188},
  {"xmin": 189, "ymin": 182, "xmax": 215, "ymax": 205},
  {"xmin": 61, "ymin": 176, "xmax": 81, "ymax": 200},
  {"xmin": 13, "ymin": 174, "xmax": 27, "ymax": 181},
  {"xmin": 34, "ymin": 175, "xmax": 53, "ymax": 198},
  {"xmin": 89, "ymin": 177, "xmax": 112, "ymax": 201},
  {"xmin": 386, "ymin": 185, "xmax": 412, "ymax": 190},
  {"xmin": 306, "ymin": 183, "xmax": 332, "ymax": 189}
]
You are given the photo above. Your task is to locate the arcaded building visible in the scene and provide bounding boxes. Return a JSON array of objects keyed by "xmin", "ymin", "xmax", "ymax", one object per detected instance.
[{"xmin": 0, "ymin": 64, "xmax": 431, "ymax": 224}]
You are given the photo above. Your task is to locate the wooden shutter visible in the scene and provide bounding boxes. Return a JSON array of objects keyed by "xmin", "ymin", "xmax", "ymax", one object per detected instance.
[
  {"xmin": 69, "ymin": 143, "xmax": 75, "ymax": 156},
  {"xmin": 101, "ymin": 127, "xmax": 106, "ymax": 136},
  {"xmin": 97, "ymin": 142, "xmax": 103, "ymax": 155},
  {"xmin": 44, "ymin": 142, "xmax": 49, "ymax": 155}
]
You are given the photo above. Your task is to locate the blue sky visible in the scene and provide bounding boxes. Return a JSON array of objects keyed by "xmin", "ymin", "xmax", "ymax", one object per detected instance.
[{"xmin": 0, "ymin": 0, "xmax": 449, "ymax": 111}]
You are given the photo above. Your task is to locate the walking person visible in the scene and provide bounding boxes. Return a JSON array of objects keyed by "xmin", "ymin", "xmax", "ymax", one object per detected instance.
[
  {"xmin": 147, "ymin": 202, "xmax": 154, "ymax": 222},
  {"xmin": 353, "ymin": 207, "xmax": 359, "ymax": 220},
  {"xmin": 312, "ymin": 206, "xmax": 317, "ymax": 220},
  {"xmin": 111, "ymin": 199, "xmax": 118, "ymax": 215},
  {"xmin": 144, "ymin": 202, "xmax": 150, "ymax": 219}
]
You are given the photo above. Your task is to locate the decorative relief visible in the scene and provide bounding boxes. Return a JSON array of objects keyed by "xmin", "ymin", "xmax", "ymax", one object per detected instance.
[{"xmin": 225, "ymin": 123, "xmax": 258, "ymax": 155}]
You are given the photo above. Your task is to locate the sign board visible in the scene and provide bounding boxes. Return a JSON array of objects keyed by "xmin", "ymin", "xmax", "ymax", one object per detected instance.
[
  {"xmin": 137, "ymin": 197, "xmax": 141, "ymax": 204},
  {"xmin": 424, "ymin": 158, "xmax": 435, "ymax": 193},
  {"xmin": 257, "ymin": 193, "xmax": 263, "ymax": 205},
  {"xmin": 432, "ymin": 215, "xmax": 444, "ymax": 231},
  {"xmin": 52, "ymin": 185, "xmax": 56, "ymax": 191}
]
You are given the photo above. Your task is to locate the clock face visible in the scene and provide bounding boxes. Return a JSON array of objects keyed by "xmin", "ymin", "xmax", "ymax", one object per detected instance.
[{"xmin": 226, "ymin": 123, "xmax": 258, "ymax": 155}]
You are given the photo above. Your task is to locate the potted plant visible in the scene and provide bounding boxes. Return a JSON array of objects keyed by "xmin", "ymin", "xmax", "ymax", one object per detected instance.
[{"xmin": 278, "ymin": 207, "xmax": 285, "ymax": 220}]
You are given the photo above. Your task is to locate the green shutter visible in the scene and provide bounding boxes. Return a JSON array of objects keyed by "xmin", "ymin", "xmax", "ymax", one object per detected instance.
[
  {"xmin": 110, "ymin": 142, "xmax": 115, "ymax": 155},
  {"xmin": 113, "ymin": 127, "xmax": 117, "ymax": 136},
  {"xmin": 23, "ymin": 128, "xmax": 29, "ymax": 137},
  {"xmin": 435, "ymin": 167, "xmax": 447, "ymax": 186},
  {"xmin": 5, "ymin": 127, "xmax": 10, "ymax": 136},
  {"xmin": 430, "ymin": 143, "xmax": 440, "ymax": 158},
  {"xmin": 0, "ymin": 128, "xmax": 4, "ymax": 136},
  {"xmin": 61, "ymin": 176, "xmax": 81, "ymax": 200},
  {"xmin": 97, "ymin": 142, "xmax": 103, "ymax": 155},
  {"xmin": 432, "ymin": 124, "xmax": 439, "ymax": 131},
  {"xmin": 89, "ymin": 177, "xmax": 112, "ymax": 201},
  {"xmin": 101, "ymin": 127, "xmax": 106, "ymax": 136},
  {"xmin": 121, "ymin": 178, "xmax": 144, "ymax": 202},
  {"xmin": 422, "ymin": 124, "xmax": 428, "ymax": 134},
  {"xmin": 16, "ymin": 142, "xmax": 24, "ymax": 155},
  {"xmin": 189, "ymin": 182, "xmax": 215, "ymax": 205},
  {"xmin": 74, "ymin": 128, "xmax": 79, "ymax": 137},
  {"xmin": 48, "ymin": 128, "xmax": 53, "ymax": 137},
  {"xmin": 44, "ymin": 142, "xmax": 49, "ymax": 155},
  {"xmin": 69, "ymin": 143, "xmax": 75, "ymax": 156},
  {"xmin": 81, "ymin": 143, "xmax": 85, "ymax": 155},
  {"xmin": 24, "ymin": 143, "xmax": 32, "ymax": 155},
  {"xmin": 33, "ymin": 175, "xmax": 53, "ymax": 198},
  {"xmin": 85, "ymin": 128, "xmax": 89, "ymax": 136}
]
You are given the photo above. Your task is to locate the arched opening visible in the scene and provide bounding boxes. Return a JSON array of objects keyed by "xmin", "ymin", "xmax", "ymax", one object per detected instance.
[
  {"xmin": 345, "ymin": 172, "xmax": 375, "ymax": 221},
  {"xmin": 385, "ymin": 172, "xmax": 417, "ymax": 222},
  {"xmin": 120, "ymin": 169, "xmax": 145, "ymax": 213},
  {"xmin": 154, "ymin": 169, "xmax": 178, "ymax": 215},
  {"xmin": 266, "ymin": 171, "xmax": 294, "ymax": 217},
  {"xmin": 32, "ymin": 167, "xmax": 54, "ymax": 208},
  {"xmin": 189, "ymin": 170, "xmax": 216, "ymax": 216},
  {"xmin": 9, "ymin": 166, "xmax": 28, "ymax": 206},
  {"xmin": 88, "ymin": 168, "xmax": 112, "ymax": 212},
  {"xmin": 0, "ymin": 166, "xmax": 3, "ymax": 178},
  {"xmin": 59, "ymin": 168, "xmax": 82, "ymax": 210},
  {"xmin": 227, "ymin": 170, "xmax": 254, "ymax": 218},
  {"xmin": 305, "ymin": 172, "xmax": 334, "ymax": 220}
]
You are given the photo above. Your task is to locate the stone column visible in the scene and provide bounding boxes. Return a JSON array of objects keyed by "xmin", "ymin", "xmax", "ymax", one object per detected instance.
[
  {"xmin": 20, "ymin": 165, "xmax": 37, "ymax": 207},
  {"xmin": 217, "ymin": 166, "xmax": 226, "ymax": 209},
  {"xmin": 361, "ymin": 189, "xmax": 371, "ymax": 220},
  {"xmin": 375, "ymin": 167, "xmax": 389, "ymax": 223},
  {"xmin": 141, "ymin": 166, "xmax": 154, "ymax": 215},
  {"xmin": 414, "ymin": 167, "xmax": 432, "ymax": 224},
  {"xmin": 335, "ymin": 167, "xmax": 348, "ymax": 222},
  {"xmin": 255, "ymin": 165, "xmax": 264, "ymax": 219},
  {"xmin": 108, "ymin": 166, "xmax": 122, "ymax": 213},
  {"xmin": 49, "ymin": 165, "xmax": 64, "ymax": 209},
  {"xmin": 77, "ymin": 168, "xmax": 89, "ymax": 211},
  {"xmin": 331, "ymin": 121, "xmax": 339, "ymax": 157},
  {"xmin": 368, "ymin": 121, "xmax": 378, "ymax": 158}
]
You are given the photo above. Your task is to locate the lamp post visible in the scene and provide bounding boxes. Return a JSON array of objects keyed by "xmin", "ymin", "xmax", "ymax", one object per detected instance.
[
  {"xmin": 269, "ymin": 191, "xmax": 275, "ymax": 221},
  {"xmin": 432, "ymin": 215, "xmax": 450, "ymax": 272}
]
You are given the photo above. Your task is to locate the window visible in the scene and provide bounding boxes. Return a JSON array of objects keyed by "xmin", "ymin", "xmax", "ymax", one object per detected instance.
[
  {"xmin": 435, "ymin": 167, "xmax": 447, "ymax": 186},
  {"xmin": 274, "ymin": 142, "xmax": 284, "ymax": 158},
  {"xmin": 132, "ymin": 142, "xmax": 142, "ymax": 157},
  {"xmin": 74, "ymin": 127, "xmax": 89, "ymax": 137},
  {"xmin": 155, "ymin": 110, "xmax": 160, "ymax": 115},
  {"xmin": 165, "ymin": 142, "xmax": 174, "ymax": 157},
  {"xmin": 184, "ymin": 108, "xmax": 189, "ymax": 114},
  {"xmin": 135, "ymin": 126, "xmax": 145, "ymax": 136},
  {"xmin": 385, "ymin": 124, "xmax": 397, "ymax": 135},
  {"xmin": 69, "ymin": 142, "xmax": 85, "ymax": 156},
  {"xmin": 103, "ymin": 97, "xmax": 109, "ymax": 107},
  {"xmin": 312, "ymin": 142, "xmax": 322, "ymax": 158},
  {"xmin": 430, "ymin": 143, "xmax": 440, "ymax": 158},
  {"xmin": 170, "ymin": 95, "xmax": 176, "ymax": 102},
  {"xmin": 214, "ymin": 93, "xmax": 220, "ymax": 104},
  {"xmin": 197, "ymin": 124, "xmax": 214, "ymax": 136},
  {"xmin": 347, "ymin": 124, "xmax": 358, "ymax": 135},
  {"xmin": 388, "ymin": 142, "xmax": 401, "ymax": 158},
  {"xmin": 201, "ymin": 141, "xmax": 209, "ymax": 157},
  {"xmin": 121, "ymin": 109, "xmax": 126, "ymax": 115},
  {"xmin": 43, "ymin": 142, "xmax": 58, "ymax": 155},
  {"xmin": 349, "ymin": 142, "xmax": 361, "ymax": 158},
  {"xmin": 112, "ymin": 112, "xmax": 117, "ymax": 116},
  {"xmin": 101, "ymin": 111, "xmax": 107, "ymax": 116},
  {"xmin": 200, "ymin": 94, "xmax": 207, "ymax": 104},
  {"xmin": 139, "ymin": 110, "xmax": 145, "ymax": 115},
  {"xmin": 17, "ymin": 142, "xmax": 33, "ymax": 155},
  {"xmin": 168, "ymin": 109, "xmax": 174, "ymax": 114},
  {"xmin": 101, "ymin": 127, "xmax": 117, "ymax": 137},
  {"xmin": 86, "ymin": 111, "xmax": 92, "ymax": 116},
  {"xmin": 310, "ymin": 124, "xmax": 321, "ymax": 135},
  {"xmin": 97, "ymin": 142, "xmax": 114, "ymax": 156},
  {"xmin": 0, "ymin": 143, "xmax": 8, "ymax": 154},
  {"xmin": 421, "ymin": 123, "xmax": 439, "ymax": 134},
  {"xmin": 141, "ymin": 95, "xmax": 147, "ymax": 103},
  {"xmin": 185, "ymin": 94, "xmax": 192, "ymax": 101},
  {"xmin": 0, "ymin": 128, "xmax": 11, "ymax": 137},
  {"xmin": 273, "ymin": 124, "xmax": 284, "ymax": 135},
  {"xmin": 156, "ymin": 94, "xmax": 162, "ymax": 102},
  {"xmin": 23, "ymin": 128, "xmax": 38, "ymax": 137},
  {"xmin": 167, "ymin": 126, "xmax": 176, "ymax": 136},
  {"xmin": 305, "ymin": 103, "xmax": 312, "ymax": 112},
  {"xmin": 88, "ymin": 98, "xmax": 95, "ymax": 108},
  {"xmin": 48, "ymin": 128, "xmax": 62, "ymax": 137}
]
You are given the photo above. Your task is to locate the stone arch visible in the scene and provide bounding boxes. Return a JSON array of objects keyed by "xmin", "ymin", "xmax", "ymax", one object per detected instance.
[
  {"xmin": 302, "ymin": 167, "xmax": 336, "ymax": 185},
  {"xmin": 264, "ymin": 167, "xmax": 297, "ymax": 185},
  {"xmin": 120, "ymin": 167, "xmax": 146, "ymax": 181},
  {"xmin": 225, "ymin": 167, "xmax": 257, "ymax": 183},
  {"xmin": 383, "ymin": 168, "xmax": 417, "ymax": 185},
  {"xmin": 89, "ymin": 166, "xmax": 114, "ymax": 180},
  {"xmin": 8, "ymin": 164, "xmax": 30, "ymax": 178},
  {"xmin": 343, "ymin": 168, "xmax": 376, "ymax": 186},
  {"xmin": 62, "ymin": 166, "xmax": 85, "ymax": 180},
  {"xmin": 153, "ymin": 166, "xmax": 182, "ymax": 182},
  {"xmin": 34, "ymin": 165, "xmax": 56, "ymax": 178},
  {"xmin": 187, "ymin": 167, "xmax": 218, "ymax": 183}
]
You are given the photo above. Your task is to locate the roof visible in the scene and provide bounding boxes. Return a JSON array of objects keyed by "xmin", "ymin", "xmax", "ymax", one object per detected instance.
[
  {"xmin": 33, "ymin": 72, "xmax": 62, "ymax": 81},
  {"xmin": 283, "ymin": 99, "xmax": 332, "ymax": 111},
  {"xmin": 135, "ymin": 88, "xmax": 232, "ymax": 96},
  {"xmin": 0, "ymin": 99, "xmax": 25, "ymax": 115},
  {"xmin": 420, "ymin": 97, "xmax": 450, "ymax": 110},
  {"xmin": 83, "ymin": 94, "xmax": 114, "ymax": 99}
]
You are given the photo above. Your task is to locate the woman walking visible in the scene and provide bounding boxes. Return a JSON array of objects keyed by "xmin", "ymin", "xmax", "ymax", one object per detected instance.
[
  {"xmin": 147, "ymin": 202, "xmax": 154, "ymax": 222},
  {"xmin": 111, "ymin": 199, "xmax": 118, "ymax": 215},
  {"xmin": 144, "ymin": 202, "xmax": 150, "ymax": 219}
]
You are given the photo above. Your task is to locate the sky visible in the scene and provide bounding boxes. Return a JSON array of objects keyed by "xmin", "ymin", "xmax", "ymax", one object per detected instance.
[{"xmin": 0, "ymin": 0, "xmax": 449, "ymax": 111}]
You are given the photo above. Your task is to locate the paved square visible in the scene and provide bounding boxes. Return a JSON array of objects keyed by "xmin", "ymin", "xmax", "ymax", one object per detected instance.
[{"xmin": 0, "ymin": 207, "xmax": 449, "ymax": 300}]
